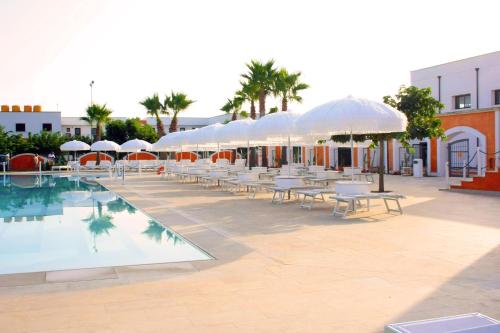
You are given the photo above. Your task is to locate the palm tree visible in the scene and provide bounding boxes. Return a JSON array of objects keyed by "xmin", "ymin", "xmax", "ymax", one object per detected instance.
[
  {"xmin": 274, "ymin": 68, "xmax": 309, "ymax": 111},
  {"xmin": 140, "ymin": 94, "xmax": 166, "ymax": 136},
  {"xmin": 164, "ymin": 91, "xmax": 195, "ymax": 133},
  {"xmin": 241, "ymin": 59, "xmax": 277, "ymax": 117},
  {"xmin": 81, "ymin": 103, "xmax": 112, "ymax": 164},
  {"xmin": 241, "ymin": 60, "xmax": 277, "ymax": 167},
  {"xmin": 236, "ymin": 82, "xmax": 259, "ymax": 120},
  {"xmin": 81, "ymin": 103, "xmax": 112, "ymax": 142},
  {"xmin": 221, "ymin": 95, "xmax": 244, "ymax": 121}
]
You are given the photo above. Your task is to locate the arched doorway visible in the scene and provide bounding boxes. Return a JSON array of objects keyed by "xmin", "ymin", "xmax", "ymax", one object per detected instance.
[{"xmin": 437, "ymin": 126, "xmax": 486, "ymax": 177}]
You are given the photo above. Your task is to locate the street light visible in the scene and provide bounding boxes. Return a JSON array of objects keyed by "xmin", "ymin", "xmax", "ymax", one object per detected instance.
[{"xmin": 89, "ymin": 80, "xmax": 95, "ymax": 105}]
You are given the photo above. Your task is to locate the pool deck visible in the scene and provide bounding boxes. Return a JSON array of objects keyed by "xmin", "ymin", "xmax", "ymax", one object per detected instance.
[{"xmin": 0, "ymin": 174, "xmax": 499, "ymax": 332}]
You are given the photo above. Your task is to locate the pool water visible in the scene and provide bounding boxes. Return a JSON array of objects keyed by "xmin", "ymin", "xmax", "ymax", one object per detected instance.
[{"xmin": 0, "ymin": 174, "xmax": 212, "ymax": 275}]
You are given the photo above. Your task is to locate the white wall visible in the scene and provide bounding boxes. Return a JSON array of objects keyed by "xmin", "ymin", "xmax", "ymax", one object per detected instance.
[
  {"xmin": 411, "ymin": 51, "xmax": 500, "ymax": 112},
  {"xmin": 0, "ymin": 112, "xmax": 61, "ymax": 137}
]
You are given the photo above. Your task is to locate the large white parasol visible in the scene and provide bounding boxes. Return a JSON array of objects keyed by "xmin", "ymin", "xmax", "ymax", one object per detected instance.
[
  {"xmin": 297, "ymin": 96, "xmax": 407, "ymax": 180},
  {"xmin": 120, "ymin": 139, "xmax": 152, "ymax": 152},
  {"xmin": 60, "ymin": 140, "xmax": 90, "ymax": 160},
  {"xmin": 250, "ymin": 111, "xmax": 303, "ymax": 172},
  {"xmin": 90, "ymin": 140, "xmax": 121, "ymax": 152}
]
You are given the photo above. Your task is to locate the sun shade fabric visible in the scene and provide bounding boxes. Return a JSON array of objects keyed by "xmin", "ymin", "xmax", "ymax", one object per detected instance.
[
  {"xmin": 120, "ymin": 139, "xmax": 153, "ymax": 152},
  {"xmin": 250, "ymin": 111, "xmax": 303, "ymax": 144},
  {"xmin": 296, "ymin": 96, "xmax": 408, "ymax": 139},
  {"xmin": 189, "ymin": 123, "xmax": 223, "ymax": 145},
  {"xmin": 60, "ymin": 140, "xmax": 90, "ymax": 151},
  {"xmin": 90, "ymin": 140, "xmax": 121, "ymax": 152},
  {"xmin": 216, "ymin": 118, "xmax": 255, "ymax": 145}
]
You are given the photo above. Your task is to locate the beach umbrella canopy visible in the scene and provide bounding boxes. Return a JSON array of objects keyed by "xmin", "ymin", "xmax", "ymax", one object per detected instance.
[
  {"xmin": 190, "ymin": 123, "xmax": 223, "ymax": 146},
  {"xmin": 297, "ymin": 96, "xmax": 408, "ymax": 181},
  {"xmin": 250, "ymin": 111, "xmax": 303, "ymax": 144},
  {"xmin": 90, "ymin": 140, "xmax": 121, "ymax": 152},
  {"xmin": 60, "ymin": 140, "xmax": 90, "ymax": 151},
  {"xmin": 152, "ymin": 132, "xmax": 181, "ymax": 151},
  {"xmin": 120, "ymin": 139, "xmax": 152, "ymax": 152},
  {"xmin": 296, "ymin": 96, "xmax": 407, "ymax": 138},
  {"xmin": 217, "ymin": 118, "xmax": 255, "ymax": 145}
]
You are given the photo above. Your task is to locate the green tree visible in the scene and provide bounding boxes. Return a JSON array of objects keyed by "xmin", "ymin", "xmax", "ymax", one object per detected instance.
[
  {"xmin": 237, "ymin": 82, "xmax": 259, "ymax": 120},
  {"xmin": 164, "ymin": 92, "xmax": 195, "ymax": 133},
  {"xmin": 81, "ymin": 103, "xmax": 112, "ymax": 164},
  {"xmin": 221, "ymin": 95, "xmax": 245, "ymax": 121},
  {"xmin": 241, "ymin": 59, "xmax": 277, "ymax": 117},
  {"xmin": 28, "ymin": 131, "xmax": 68, "ymax": 155},
  {"xmin": 125, "ymin": 118, "xmax": 158, "ymax": 142},
  {"xmin": 383, "ymin": 86, "xmax": 445, "ymax": 144},
  {"xmin": 81, "ymin": 103, "xmax": 112, "ymax": 141},
  {"xmin": 140, "ymin": 94, "xmax": 166, "ymax": 137},
  {"xmin": 105, "ymin": 119, "xmax": 128, "ymax": 144},
  {"xmin": 273, "ymin": 68, "xmax": 309, "ymax": 111}
]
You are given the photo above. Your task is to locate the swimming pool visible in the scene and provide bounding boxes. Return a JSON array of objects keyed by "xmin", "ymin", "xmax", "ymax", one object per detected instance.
[{"xmin": 0, "ymin": 174, "xmax": 212, "ymax": 275}]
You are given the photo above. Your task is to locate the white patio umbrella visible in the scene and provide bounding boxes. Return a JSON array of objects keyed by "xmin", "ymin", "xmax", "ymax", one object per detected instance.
[
  {"xmin": 189, "ymin": 124, "xmax": 223, "ymax": 159},
  {"xmin": 90, "ymin": 140, "xmax": 120, "ymax": 165},
  {"xmin": 120, "ymin": 139, "xmax": 152, "ymax": 160},
  {"xmin": 217, "ymin": 118, "xmax": 255, "ymax": 165},
  {"xmin": 60, "ymin": 140, "xmax": 90, "ymax": 160},
  {"xmin": 90, "ymin": 140, "xmax": 121, "ymax": 152},
  {"xmin": 250, "ymin": 111, "xmax": 303, "ymax": 173},
  {"xmin": 297, "ymin": 96, "xmax": 407, "ymax": 181},
  {"xmin": 120, "ymin": 139, "xmax": 152, "ymax": 152}
]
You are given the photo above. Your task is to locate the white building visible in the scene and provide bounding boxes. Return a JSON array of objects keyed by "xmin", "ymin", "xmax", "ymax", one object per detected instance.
[
  {"xmin": 145, "ymin": 113, "xmax": 232, "ymax": 132},
  {"xmin": 0, "ymin": 110, "xmax": 61, "ymax": 137},
  {"xmin": 390, "ymin": 51, "xmax": 500, "ymax": 177},
  {"xmin": 61, "ymin": 117, "xmax": 94, "ymax": 137}
]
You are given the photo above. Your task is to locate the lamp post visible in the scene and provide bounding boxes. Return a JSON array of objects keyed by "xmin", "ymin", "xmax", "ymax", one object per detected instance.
[{"xmin": 89, "ymin": 80, "xmax": 94, "ymax": 105}]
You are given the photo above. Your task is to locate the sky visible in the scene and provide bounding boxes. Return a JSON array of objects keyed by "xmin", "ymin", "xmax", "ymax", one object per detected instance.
[{"xmin": 1, "ymin": 0, "xmax": 500, "ymax": 118}]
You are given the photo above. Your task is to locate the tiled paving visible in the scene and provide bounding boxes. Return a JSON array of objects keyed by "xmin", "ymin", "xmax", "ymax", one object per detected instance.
[{"xmin": 0, "ymin": 175, "xmax": 499, "ymax": 332}]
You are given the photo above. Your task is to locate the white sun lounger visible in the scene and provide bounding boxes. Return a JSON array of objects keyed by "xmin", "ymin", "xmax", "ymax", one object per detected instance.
[
  {"xmin": 295, "ymin": 188, "xmax": 337, "ymax": 210},
  {"xmin": 330, "ymin": 193, "xmax": 405, "ymax": 218},
  {"xmin": 271, "ymin": 185, "xmax": 322, "ymax": 204},
  {"xmin": 385, "ymin": 313, "xmax": 499, "ymax": 333}
]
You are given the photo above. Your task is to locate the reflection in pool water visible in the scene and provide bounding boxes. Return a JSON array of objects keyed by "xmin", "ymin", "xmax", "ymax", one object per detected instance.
[{"xmin": 0, "ymin": 174, "xmax": 211, "ymax": 275}]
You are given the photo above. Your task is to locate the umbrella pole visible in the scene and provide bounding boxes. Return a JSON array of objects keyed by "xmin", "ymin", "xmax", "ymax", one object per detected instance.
[
  {"xmin": 247, "ymin": 140, "xmax": 250, "ymax": 168},
  {"xmin": 350, "ymin": 129, "xmax": 354, "ymax": 182},
  {"xmin": 323, "ymin": 142, "xmax": 326, "ymax": 170},
  {"xmin": 288, "ymin": 136, "xmax": 291, "ymax": 175}
]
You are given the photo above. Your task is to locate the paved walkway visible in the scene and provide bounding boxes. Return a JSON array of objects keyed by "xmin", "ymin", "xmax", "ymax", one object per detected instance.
[{"xmin": 0, "ymin": 175, "xmax": 499, "ymax": 332}]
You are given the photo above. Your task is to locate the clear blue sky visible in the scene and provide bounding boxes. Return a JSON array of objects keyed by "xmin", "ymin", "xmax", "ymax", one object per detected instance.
[{"xmin": 1, "ymin": 0, "xmax": 499, "ymax": 117}]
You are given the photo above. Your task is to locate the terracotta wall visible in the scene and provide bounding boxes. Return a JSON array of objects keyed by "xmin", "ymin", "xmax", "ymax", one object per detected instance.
[
  {"xmin": 430, "ymin": 111, "xmax": 497, "ymax": 173},
  {"xmin": 176, "ymin": 152, "xmax": 198, "ymax": 162},
  {"xmin": 209, "ymin": 151, "xmax": 241, "ymax": 163},
  {"xmin": 79, "ymin": 153, "xmax": 113, "ymax": 166},
  {"xmin": 125, "ymin": 152, "xmax": 158, "ymax": 160},
  {"xmin": 10, "ymin": 154, "xmax": 47, "ymax": 171},
  {"xmin": 314, "ymin": 146, "xmax": 330, "ymax": 166}
]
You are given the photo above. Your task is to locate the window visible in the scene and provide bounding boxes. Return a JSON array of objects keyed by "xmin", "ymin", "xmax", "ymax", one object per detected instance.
[
  {"xmin": 91, "ymin": 128, "xmax": 97, "ymax": 137},
  {"xmin": 42, "ymin": 123, "xmax": 52, "ymax": 132},
  {"xmin": 15, "ymin": 123, "xmax": 25, "ymax": 132},
  {"xmin": 454, "ymin": 94, "xmax": 471, "ymax": 109},
  {"xmin": 75, "ymin": 128, "xmax": 81, "ymax": 136},
  {"xmin": 180, "ymin": 127, "xmax": 185, "ymax": 131},
  {"xmin": 494, "ymin": 90, "xmax": 500, "ymax": 105},
  {"xmin": 66, "ymin": 128, "xmax": 70, "ymax": 132}
]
